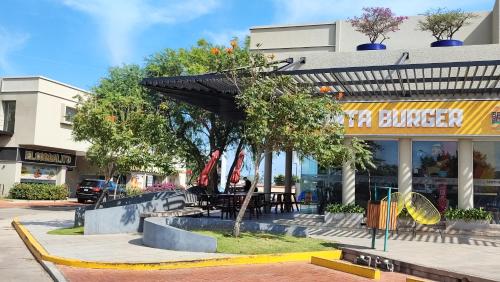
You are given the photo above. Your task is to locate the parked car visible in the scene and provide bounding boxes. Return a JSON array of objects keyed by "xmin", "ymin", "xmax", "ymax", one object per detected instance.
[{"xmin": 76, "ymin": 179, "xmax": 126, "ymax": 203}]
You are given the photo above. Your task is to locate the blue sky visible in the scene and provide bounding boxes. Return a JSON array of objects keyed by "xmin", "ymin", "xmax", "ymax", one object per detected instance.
[{"xmin": 0, "ymin": 0, "xmax": 495, "ymax": 91}]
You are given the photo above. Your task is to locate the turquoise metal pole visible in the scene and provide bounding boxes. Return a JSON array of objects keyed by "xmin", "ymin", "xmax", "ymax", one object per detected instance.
[{"xmin": 383, "ymin": 186, "xmax": 392, "ymax": 252}]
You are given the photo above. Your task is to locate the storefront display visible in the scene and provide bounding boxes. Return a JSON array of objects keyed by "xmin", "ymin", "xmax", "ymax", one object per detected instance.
[{"xmin": 20, "ymin": 164, "xmax": 58, "ymax": 183}]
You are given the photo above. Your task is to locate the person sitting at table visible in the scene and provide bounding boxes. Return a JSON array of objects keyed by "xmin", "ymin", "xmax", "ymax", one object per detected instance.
[{"xmin": 243, "ymin": 177, "xmax": 258, "ymax": 192}]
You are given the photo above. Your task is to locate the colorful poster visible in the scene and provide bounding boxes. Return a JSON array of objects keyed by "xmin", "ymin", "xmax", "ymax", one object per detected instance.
[{"xmin": 21, "ymin": 164, "xmax": 58, "ymax": 181}]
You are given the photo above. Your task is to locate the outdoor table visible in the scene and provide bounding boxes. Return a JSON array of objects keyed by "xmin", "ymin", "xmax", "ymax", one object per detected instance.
[
  {"xmin": 271, "ymin": 192, "xmax": 299, "ymax": 213},
  {"xmin": 216, "ymin": 193, "xmax": 263, "ymax": 219}
]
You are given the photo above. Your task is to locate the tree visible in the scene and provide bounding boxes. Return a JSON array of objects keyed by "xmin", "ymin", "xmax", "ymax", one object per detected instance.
[
  {"xmin": 215, "ymin": 47, "xmax": 374, "ymax": 236},
  {"xmin": 73, "ymin": 65, "xmax": 178, "ymax": 192},
  {"xmin": 144, "ymin": 39, "xmax": 250, "ymax": 192},
  {"xmin": 349, "ymin": 7, "xmax": 408, "ymax": 44},
  {"xmin": 418, "ymin": 8, "xmax": 477, "ymax": 41}
]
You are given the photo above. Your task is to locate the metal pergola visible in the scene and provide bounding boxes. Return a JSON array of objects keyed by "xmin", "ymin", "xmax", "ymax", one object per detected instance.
[{"xmin": 141, "ymin": 59, "xmax": 500, "ymax": 120}]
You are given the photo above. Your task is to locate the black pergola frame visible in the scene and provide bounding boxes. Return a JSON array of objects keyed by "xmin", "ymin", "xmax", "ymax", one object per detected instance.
[{"xmin": 141, "ymin": 59, "xmax": 500, "ymax": 120}]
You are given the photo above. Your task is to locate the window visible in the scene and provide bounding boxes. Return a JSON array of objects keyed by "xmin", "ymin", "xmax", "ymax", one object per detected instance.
[
  {"xmin": 355, "ymin": 140, "xmax": 399, "ymax": 207},
  {"xmin": 473, "ymin": 141, "xmax": 500, "ymax": 223},
  {"xmin": 412, "ymin": 141, "xmax": 458, "ymax": 212},
  {"xmin": 62, "ymin": 105, "xmax": 77, "ymax": 124},
  {"xmin": 2, "ymin": 101, "xmax": 16, "ymax": 133}
]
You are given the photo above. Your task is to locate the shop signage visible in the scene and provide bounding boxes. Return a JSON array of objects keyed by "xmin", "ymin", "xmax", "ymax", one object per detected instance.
[
  {"xmin": 19, "ymin": 148, "xmax": 76, "ymax": 166},
  {"xmin": 340, "ymin": 100, "xmax": 500, "ymax": 136}
]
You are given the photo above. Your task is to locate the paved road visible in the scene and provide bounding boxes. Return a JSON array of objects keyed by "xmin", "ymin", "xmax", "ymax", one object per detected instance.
[
  {"xmin": 58, "ymin": 262, "xmax": 408, "ymax": 282},
  {"xmin": 0, "ymin": 207, "xmax": 52, "ymax": 282}
]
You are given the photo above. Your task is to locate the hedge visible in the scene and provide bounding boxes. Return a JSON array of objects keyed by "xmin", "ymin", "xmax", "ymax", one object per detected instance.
[
  {"xmin": 325, "ymin": 203, "xmax": 365, "ymax": 213},
  {"xmin": 9, "ymin": 183, "xmax": 68, "ymax": 200}
]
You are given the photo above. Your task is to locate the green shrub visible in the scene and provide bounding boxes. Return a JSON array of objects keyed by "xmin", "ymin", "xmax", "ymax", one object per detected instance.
[
  {"xmin": 9, "ymin": 183, "xmax": 68, "ymax": 200},
  {"xmin": 273, "ymin": 174, "xmax": 299, "ymax": 185},
  {"xmin": 274, "ymin": 174, "xmax": 285, "ymax": 185},
  {"xmin": 325, "ymin": 203, "xmax": 365, "ymax": 213},
  {"xmin": 444, "ymin": 207, "xmax": 492, "ymax": 222},
  {"xmin": 125, "ymin": 186, "xmax": 143, "ymax": 197}
]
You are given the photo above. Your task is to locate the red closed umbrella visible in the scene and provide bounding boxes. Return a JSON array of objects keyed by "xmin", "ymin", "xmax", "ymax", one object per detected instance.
[
  {"xmin": 230, "ymin": 150, "xmax": 245, "ymax": 184},
  {"xmin": 197, "ymin": 150, "xmax": 221, "ymax": 187}
]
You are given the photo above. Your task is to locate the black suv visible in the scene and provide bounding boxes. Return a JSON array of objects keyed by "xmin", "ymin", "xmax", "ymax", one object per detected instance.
[{"xmin": 76, "ymin": 179, "xmax": 126, "ymax": 203}]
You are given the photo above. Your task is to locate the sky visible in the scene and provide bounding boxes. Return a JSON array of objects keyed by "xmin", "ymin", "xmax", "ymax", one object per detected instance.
[{"xmin": 0, "ymin": 0, "xmax": 495, "ymax": 91}]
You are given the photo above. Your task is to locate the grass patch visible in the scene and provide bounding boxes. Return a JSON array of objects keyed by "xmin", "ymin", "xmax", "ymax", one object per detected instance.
[
  {"xmin": 47, "ymin": 226, "xmax": 84, "ymax": 235},
  {"xmin": 193, "ymin": 230, "xmax": 336, "ymax": 255}
]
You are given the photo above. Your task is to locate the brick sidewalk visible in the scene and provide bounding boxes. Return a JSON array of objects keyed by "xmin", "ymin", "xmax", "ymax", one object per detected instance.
[{"xmin": 58, "ymin": 262, "xmax": 408, "ymax": 282}]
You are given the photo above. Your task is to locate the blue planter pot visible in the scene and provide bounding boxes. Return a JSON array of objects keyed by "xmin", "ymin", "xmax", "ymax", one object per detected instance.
[
  {"xmin": 356, "ymin": 43, "xmax": 386, "ymax": 51},
  {"xmin": 430, "ymin": 40, "xmax": 463, "ymax": 47}
]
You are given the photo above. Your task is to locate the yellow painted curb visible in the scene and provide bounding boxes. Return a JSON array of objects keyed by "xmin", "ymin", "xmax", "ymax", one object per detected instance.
[
  {"xmin": 11, "ymin": 218, "xmax": 341, "ymax": 270},
  {"xmin": 311, "ymin": 256, "xmax": 381, "ymax": 280},
  {"xmin": 406, "ymin": 277, "xmax": 430, "ymax": 282}
]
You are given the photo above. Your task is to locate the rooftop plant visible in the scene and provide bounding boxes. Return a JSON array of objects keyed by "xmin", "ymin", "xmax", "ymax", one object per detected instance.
[
  {"xmin": 349, "ymin": 7, "xmax": 408, "ymax": 44},
  {"xmin": 418, "ymin": 8, "xmax": 477, "ymax": 41}
]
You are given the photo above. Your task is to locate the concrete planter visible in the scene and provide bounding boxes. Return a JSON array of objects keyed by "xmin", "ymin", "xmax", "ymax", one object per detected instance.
[
  {"xmin": 446, "ymin": 219, "xmax": 490, "ymax": 230},
  {"xmin": 324, "ymin": 212, "xmax": 363, "ymax": 228}
]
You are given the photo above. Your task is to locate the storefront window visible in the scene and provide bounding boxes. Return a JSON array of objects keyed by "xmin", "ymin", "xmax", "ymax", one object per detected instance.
[
  {"xmin": 412, "ymin": 141, "xmax": 458, "ymax": 212},
  {"xmin": 20, "ymin": 164, "xmax": 58, "ymax": 184},
  {"xmin": 300, "ymin": 157, "xmax": 342, "ymax": 207},
  {"xmin": 355, "ymin": 140, "xmax": 398, "ymax": 208},
  {"xmin": 473, "ymin": 141, "xmax": 500, "ymax": 223}
]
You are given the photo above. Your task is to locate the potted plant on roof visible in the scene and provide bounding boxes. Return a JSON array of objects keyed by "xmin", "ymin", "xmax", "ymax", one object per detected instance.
[
  {"xmin": 418, "ymin": 8, "xmax": 477, "ymax": 47},
  {"xmin": 349, "ymin": 7, "xmax": 408, "ymax": 51}
]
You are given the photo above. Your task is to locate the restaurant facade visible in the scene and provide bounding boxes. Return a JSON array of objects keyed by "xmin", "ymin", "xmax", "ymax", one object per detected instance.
[{"xmin": 248, "ymin": 0, "xmax": 500, "ymax": 221}]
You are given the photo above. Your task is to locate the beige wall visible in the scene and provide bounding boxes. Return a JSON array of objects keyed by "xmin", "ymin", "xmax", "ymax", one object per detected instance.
[
  {"xmin": 0, "ymin": 92, "xmax": 38, "ymax": 147},
  {"xmin": 494, "ymin": 0, "xmax": 500, "ymax": 43},
  {"xmin": 336, "ymin": 13, "xmax": 491, "ymax": 52},
  {"xmin": 0, "ymin": 77, "xmax": 89, "ymax": 153},
  {"xmin": 250, "ymin": 8, "xmax": 497, "ymax": 54},
  {"xmin": 0, "ymin": 162, "xmax": 21, "ymax": 196}
]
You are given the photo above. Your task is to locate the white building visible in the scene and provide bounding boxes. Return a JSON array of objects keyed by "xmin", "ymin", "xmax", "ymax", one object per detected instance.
[{"xmin": 0, "ymin": 76, "xmax": 186, "ymax": 196}]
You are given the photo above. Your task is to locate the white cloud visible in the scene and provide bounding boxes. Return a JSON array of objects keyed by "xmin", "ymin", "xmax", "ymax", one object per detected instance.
[
  {"xmin": 272, "ymin": 0, "xmax": 494, "ymax": 24},
  {"xmin": 204, "ymin": 29, "xmax": 249, "ymax": 46},
  {"xmin": 0, "ymin": 27, "xmax": 29, "ymax": 73},
  {"xmin": 60, "ymin": 0, "xmax": 220, "ymax": 65}
]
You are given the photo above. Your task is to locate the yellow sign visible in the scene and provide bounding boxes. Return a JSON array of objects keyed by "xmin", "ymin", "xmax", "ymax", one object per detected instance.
[{"xmin": 340, "ymin": 100, "xmax": 500, "ymax": 136}]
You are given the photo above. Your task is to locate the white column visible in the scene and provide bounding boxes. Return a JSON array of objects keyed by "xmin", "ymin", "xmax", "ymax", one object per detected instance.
[
  {"xmin": 458, "ymin": 139, "xmax": 474, "ymax": 209},
  {"xmin": 342, "ymin": 138, "xmax": 355, "ymax": 204},
  {"xmin": 398, "ymin": 138, "xmax": 413, "ymax": 199},
  {"xmin": 56, "ymin": 166, "xmax": 67, "ymax": 185},
  {"xmin": 264, "ymin": 150, "xmax": 272, "ymax": 200}
]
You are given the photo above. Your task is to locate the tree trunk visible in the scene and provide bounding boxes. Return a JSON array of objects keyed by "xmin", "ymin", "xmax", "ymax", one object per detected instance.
[
  {"xmin": 225, "ymin": 139, "xmax": 244, "ymax": 193},
  {"xmin": 232, "ymin": 153, "xmax": 262, "ymax": 237},
  {"xmin": 113, "ymin": 174, "xmax": 121, "ymax": 200}
]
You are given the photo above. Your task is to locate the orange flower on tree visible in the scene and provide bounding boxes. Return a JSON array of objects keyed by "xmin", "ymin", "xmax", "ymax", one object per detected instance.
[
  {"xmin": 319, "ymin": 86, "xmax": 331, "ymax": 93},
  {"xmin": 230, "ymin": 40, "xmax": 238, "ymax": 48},
  {"xmin": 210, "ymin": 47, "xmax": 220, "ymax": 55},
  {"xmin": 226, "ymin": 48, "xmax": 233, "ymax": 54},
  {"xmin": 106, "ymin": 115, "xmax": 117, "ymax": 122}
]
